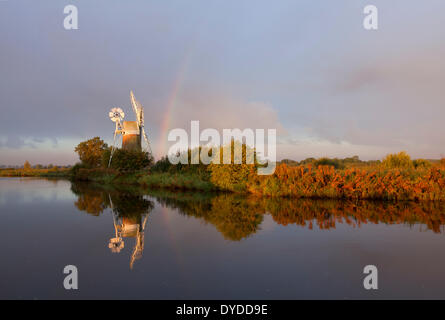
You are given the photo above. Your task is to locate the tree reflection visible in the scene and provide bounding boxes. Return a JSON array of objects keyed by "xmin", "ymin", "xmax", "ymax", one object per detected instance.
[
  {"xmin": 152, "ymin": 192, "xmax": 264, "ymax": 241},
  {"xmin": 71, "ymin": 182, "xmax": 445, "ymax": 250},
  {"xmin": 71, "ymin": 182, "xmax": 110, "ymax": 216},
  {"xmin": 263, "ymin": 199, "xmax": 445, "ymax": 233},
  {"xmin": 149, "ymin": 190, "xmax": 445, "ymax": 236}
]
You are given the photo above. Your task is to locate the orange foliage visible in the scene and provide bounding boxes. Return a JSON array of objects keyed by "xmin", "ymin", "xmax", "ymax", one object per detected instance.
[{"xmin": 211, "ymin": 163, "xmax": 445, "ymax": 201}]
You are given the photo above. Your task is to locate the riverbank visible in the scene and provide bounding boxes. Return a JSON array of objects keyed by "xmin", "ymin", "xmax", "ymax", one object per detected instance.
[
  {"xmin": 71, "ymin": 167, "xmax": 216, "ymax": 191},
  {"xmin": 0, "ymin": 168, "xmax": 71, "ymax": 178},
  {"xmin": 70, "ymin": 163, "xmax": 445, "ymax": 201}
]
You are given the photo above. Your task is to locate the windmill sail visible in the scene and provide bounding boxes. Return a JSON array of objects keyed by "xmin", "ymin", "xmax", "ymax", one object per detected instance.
[
  {"xmin": 142, "ymin": 127, "xmax": 152, "ymax": 153},
  {"xmin": 129, "ymin": 91, "xmax": 152, "ymax": 154},
  {"xmin": 130, "ymin": 91, "xmax": 142, "ymax": 128}
]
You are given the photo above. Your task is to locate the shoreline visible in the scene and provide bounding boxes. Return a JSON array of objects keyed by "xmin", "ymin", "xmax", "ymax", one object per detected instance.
[
  {"xmin": 0, "ymin": 169, "xmax": 71, "ymax": 179},
  {"xmin": 4, "ymin": 164, "xmax": 445, "ymax": 202}
]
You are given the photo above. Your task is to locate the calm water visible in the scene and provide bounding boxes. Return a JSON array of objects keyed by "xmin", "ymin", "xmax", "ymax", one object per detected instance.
[{"xmin": 1, "ymin": 178, "xmax": 445, "ymax": 299}]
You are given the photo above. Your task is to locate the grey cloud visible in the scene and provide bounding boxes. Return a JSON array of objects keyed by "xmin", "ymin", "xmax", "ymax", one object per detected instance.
[
  {"xmin": 2, "ymin": 1, "xmax": 445, "ymax": 163},
  {"xmin": 297, "ymin": 46, "xmax": 445, "ymax": 158},
  {"xmin": 0, "ymin": 135, "xmax": 36, "ymax": 149}
]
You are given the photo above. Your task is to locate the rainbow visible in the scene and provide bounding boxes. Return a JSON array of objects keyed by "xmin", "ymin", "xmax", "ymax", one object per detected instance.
[{"xmin": 156, "ymin": 51, "xmax": 191, "ymax": 160}]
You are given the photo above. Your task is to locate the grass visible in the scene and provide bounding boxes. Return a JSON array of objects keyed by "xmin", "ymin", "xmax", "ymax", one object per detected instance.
[
  {"xmin": 138, "ymin": 172, "xmax": 216, "ymax": 191},
  {"xmin": 70, "ymin": 167, "xmax": 216, "ymax": 192}
]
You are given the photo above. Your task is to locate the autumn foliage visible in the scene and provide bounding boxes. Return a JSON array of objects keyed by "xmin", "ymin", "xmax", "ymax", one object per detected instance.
[
  {"xmin": 75, "ymin": 137, "xmax": 108, "ymax": 168},
  {"xmin": 210, "ymin": 163, "xmax": 445, "ymax": 201}
]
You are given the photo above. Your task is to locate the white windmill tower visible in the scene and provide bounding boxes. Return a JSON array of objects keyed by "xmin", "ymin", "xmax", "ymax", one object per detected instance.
[{"xmin": 108, "ymin": 91, "xmax": 152, "ymax": 166}]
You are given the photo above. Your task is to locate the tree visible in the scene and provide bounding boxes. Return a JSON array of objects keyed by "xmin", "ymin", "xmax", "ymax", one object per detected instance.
[
  {"xmin": 75, "ymin": 137, "xmax": 108, "ymax": 168},
  {"xmin": 24, "ymin": 160, "xmax": 31, "ymax": 170}
]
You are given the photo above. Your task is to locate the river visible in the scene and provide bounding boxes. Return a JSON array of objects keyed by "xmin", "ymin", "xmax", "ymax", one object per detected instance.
[{"xmin": 0, "ymin": 177, "xmax": 444, "ymax": 299}]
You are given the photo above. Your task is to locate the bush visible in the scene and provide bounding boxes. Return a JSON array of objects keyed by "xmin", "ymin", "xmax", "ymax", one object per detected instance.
[
  {"xmin": 70, "ymin": 162, "xmax": 90, "ymax": 178},
  {"xmin": 151, "ymin": 156, "xmax": 174, "ymax": 173},
  {"xmin": 382, "ymin": 151, "xmax": 413, "ymax": 169},
  {"xmin": 73, "ymin": 167, "xmax": 117, "ymax": 182},
  {"xmin": 413, "ymin": 159, "xmax": 432, "ymax": 169},
  {"xmin": 106, "ymin": 149, "xmax": 153, "ymax": 172},
  {"xmin": 151, "ymin": 149, "xmax": 213, "ymax": 180},
  {"xmin": 313, "ymin": 157, "xmax": 345, "ymax": 169},
  {"xmin": 209, "ymin": 163, "xmax": 255, "ymax": 192}
]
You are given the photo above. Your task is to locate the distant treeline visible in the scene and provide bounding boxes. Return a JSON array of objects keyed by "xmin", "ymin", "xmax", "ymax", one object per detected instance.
[
  {"xmin": 0, "ymin": 164, "xmax": 73, "ymax": 169},
  {"xmin": 0, "ymin": 160, "xmax": 72, "ymax": 177},
  {"xmin": 279, "ymin": 155, "xmax": 440, "ymax": 170}
]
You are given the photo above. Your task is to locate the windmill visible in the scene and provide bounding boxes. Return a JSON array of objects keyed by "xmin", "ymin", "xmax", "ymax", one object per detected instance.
[{"xmin": 108, "ymin": 91, "xmax": 152, "ymax": 166}]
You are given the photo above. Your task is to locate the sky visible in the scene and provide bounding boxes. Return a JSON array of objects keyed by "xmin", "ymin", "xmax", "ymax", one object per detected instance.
[{"xmin": 1, "ymin": 0, "xmax": 445, "ymax": 165}]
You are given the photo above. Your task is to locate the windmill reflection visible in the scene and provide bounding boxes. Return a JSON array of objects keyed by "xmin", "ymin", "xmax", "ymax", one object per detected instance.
[
  {"xmin": 71, "ymin": 183, "xmax": 154, "ymax": 269},
  {"xmin": 108, "ymin": 194, "xmax": 152, "ymax": 269}
]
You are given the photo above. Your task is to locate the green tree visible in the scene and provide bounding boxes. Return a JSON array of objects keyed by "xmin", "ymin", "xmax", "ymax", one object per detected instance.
[{"xmin": 75, "ymin": 137, "xmax": 108, "ymax": 168}]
